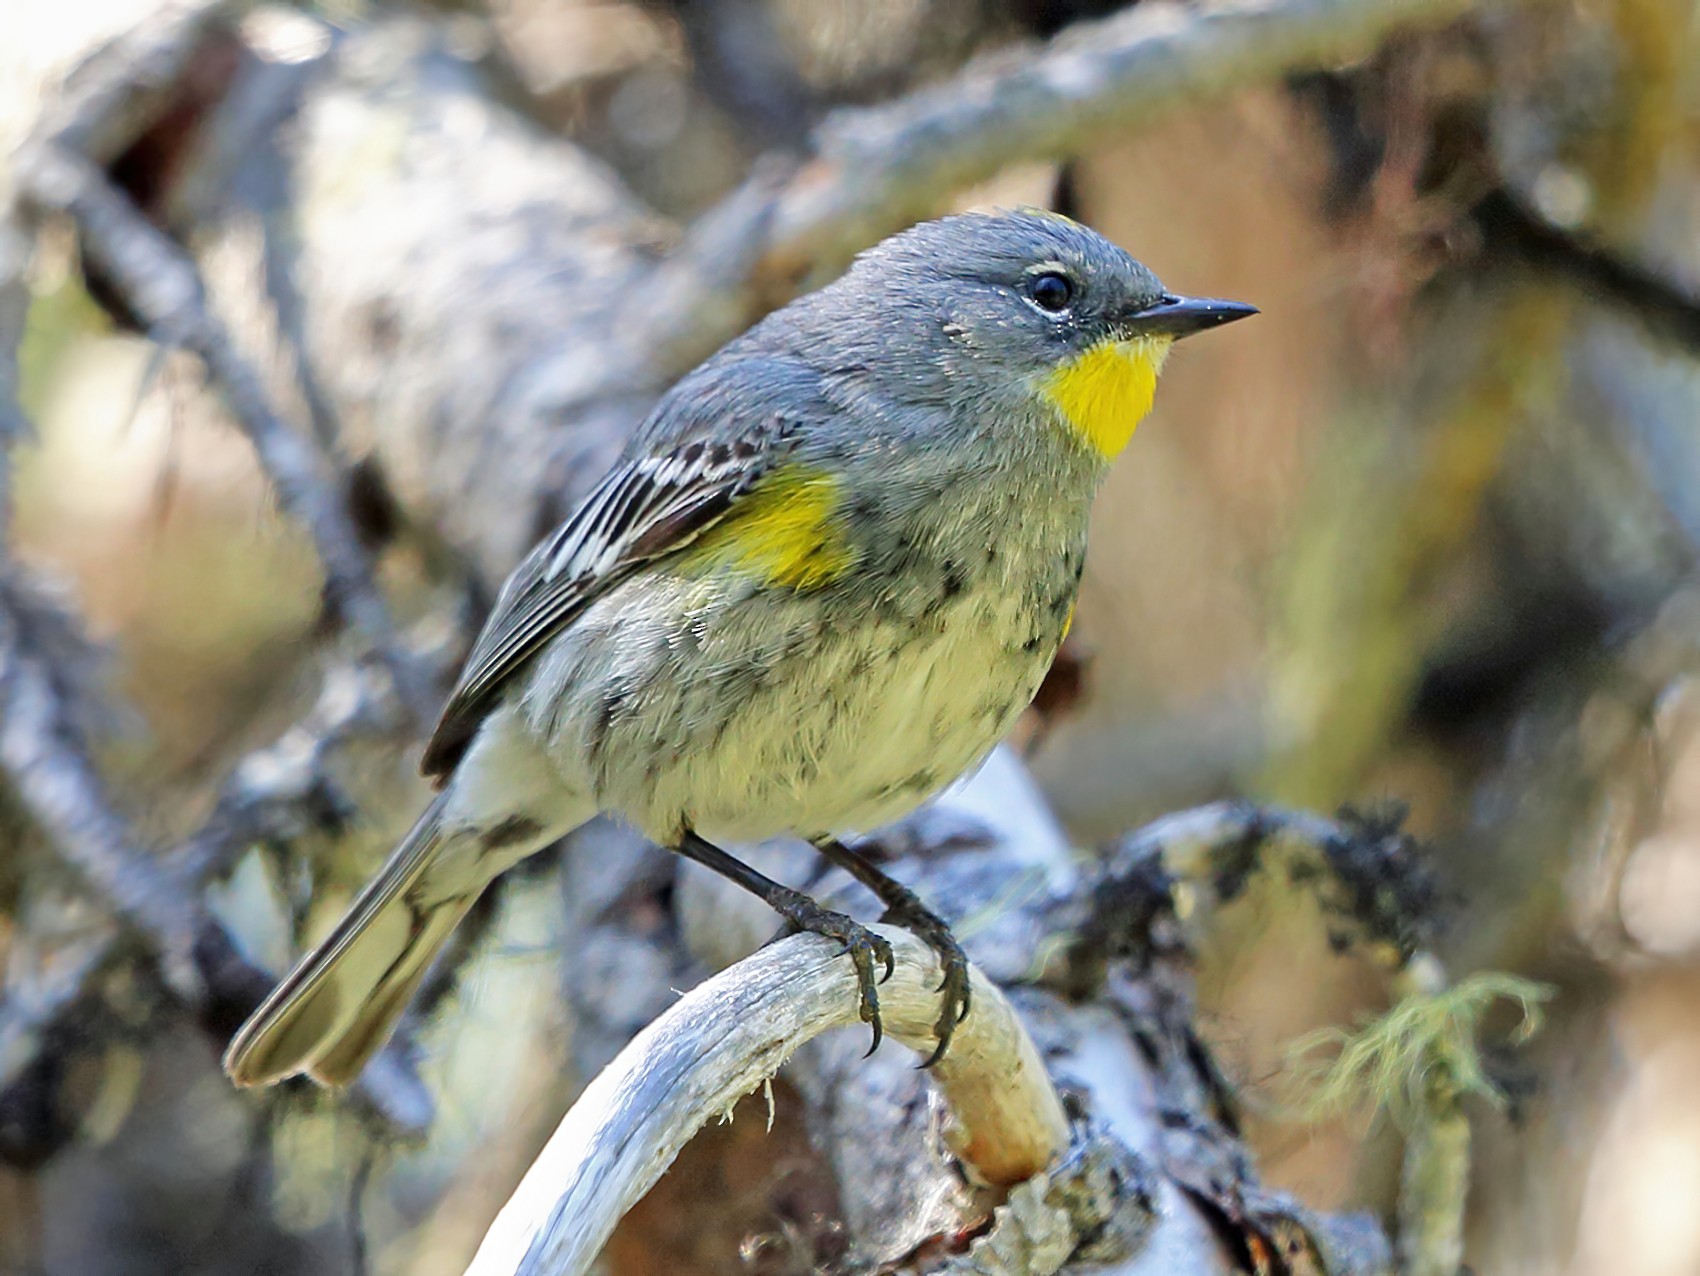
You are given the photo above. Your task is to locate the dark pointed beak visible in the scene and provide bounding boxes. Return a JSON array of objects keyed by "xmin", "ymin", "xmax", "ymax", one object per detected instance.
[{"xmin": 1125, "ymin": 294, "xmax": 1258, "ymax": 339}]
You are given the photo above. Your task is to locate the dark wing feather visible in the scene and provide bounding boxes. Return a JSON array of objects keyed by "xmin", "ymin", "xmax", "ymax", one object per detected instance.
[{"xmin": 420, "ymin": 428, "xmax": 789, "ymax": 779}]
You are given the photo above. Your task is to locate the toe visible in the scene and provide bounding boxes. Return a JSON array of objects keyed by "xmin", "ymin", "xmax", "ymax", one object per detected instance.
[
  {"xmin": 920, "ymin": 1024, "xmax": 953, "ymax": 1069},
  {"xmin": 873, "ymin": 935, "xmax": 896, "ymax": 984},
  {"xmin": 863, "ymin": 1017, "xmax": 884, "ymax": 1058},
  {"xmin": 859, "ymin": 975, "xmax": 884, "ymax": 1056},
  {"xmin": 844, "ymin": 933, "xmax": 886, "ymax": 1055}
]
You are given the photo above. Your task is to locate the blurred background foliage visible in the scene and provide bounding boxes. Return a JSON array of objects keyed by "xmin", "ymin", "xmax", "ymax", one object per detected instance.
[{"xmin": 8, "ymin": 0, "xmax": 1700, "ymax": 1272}]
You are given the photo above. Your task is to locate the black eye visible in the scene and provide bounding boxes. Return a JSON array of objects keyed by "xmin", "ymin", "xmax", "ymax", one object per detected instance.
[{"xmin": 1028, "ymin": 271, "xmax": 1075, "ymax": 313}]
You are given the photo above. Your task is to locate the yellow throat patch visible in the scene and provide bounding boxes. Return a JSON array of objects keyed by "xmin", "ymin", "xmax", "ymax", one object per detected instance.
[
  {"xmin": 681, "ymin": 465, "xmax": 856, "ymax": 589},
  {"xmin": 1043, "ymin": 335, "xmax": 1174, "ymax": 460}
]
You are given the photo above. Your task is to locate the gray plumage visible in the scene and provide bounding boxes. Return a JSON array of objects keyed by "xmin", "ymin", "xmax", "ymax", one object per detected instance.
[{"xmin": 224, "ymin": 210, "xmax": 1253, "ymax": 1087}]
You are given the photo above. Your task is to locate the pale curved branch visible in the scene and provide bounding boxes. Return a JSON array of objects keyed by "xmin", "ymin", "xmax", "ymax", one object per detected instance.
[{"xmin": 467, "ymin": 928, "xmax": 1069, "ymax": 1276}]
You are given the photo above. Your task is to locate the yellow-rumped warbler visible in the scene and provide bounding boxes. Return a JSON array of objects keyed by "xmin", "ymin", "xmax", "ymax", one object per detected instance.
[{"xmin": 225, "ymin": 209, "xmax": 1254, "ymax": 1087}]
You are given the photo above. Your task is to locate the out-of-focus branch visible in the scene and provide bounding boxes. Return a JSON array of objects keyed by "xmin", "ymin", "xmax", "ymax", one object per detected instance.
[
  {"xmin": 469, "ymin": 930, "xmax": 1070, "ymax": 1276},
  {"xmin": 0, "ymin": 639, "xmax": 435, "ymax": 1137},
  {"xmin": 1053, "ymin": 799, "xmax": 1442, "ymax": 986},
  {"xmin": 0, "ymin": 217, "xmax": 27, "ymax": 534},
  {"xmin": 0, "ymin": 585, "xmax": 200, "ymax": 990},
  {"xmin": 0, "ymin": 2, "xmax": 438, "ymax": 1141},
  {"xmin": 9, "ymin": 0, "xmax": 232, "ymax": 165},
  {"xmin": 8, "ymin": 0, "xmax": 428, "ymax": 723},
  {"xmin": 1066, "ymin": 801, "xmax": 1538, "ymax": 1276},
  {"xmin": 1473, "ymin": 186, "xmax": 1700, "ymax": 355},
  {"xmin": 11, "ymin": 145, "xmax": 430, "ymax": 722},
  {"xmin": 174, "ymin": 661, "xmax": 399, "ymax": 884},
  {"xmin": 1, "ymin": 191, "xmax": 202, "ymax": 995},
  {"xmin": 633, "ymin": 0, "xmax": 1553, "ymax": 373},
  {"xmin": 664, "ymin": 0, "xmax": 818, "ymax": 148}
]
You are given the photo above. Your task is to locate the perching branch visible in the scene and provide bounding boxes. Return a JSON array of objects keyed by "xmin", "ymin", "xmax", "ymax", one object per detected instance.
[
  {"xmin": 469, "ymin": 930, "xmax": 1070, "ymax": 1276},
  {"xmin": 471, "ymin": 777, "xmax": 1412, "ymax": 1275}
]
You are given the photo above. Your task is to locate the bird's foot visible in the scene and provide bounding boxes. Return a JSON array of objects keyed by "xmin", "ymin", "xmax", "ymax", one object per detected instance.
[
  {"xmin": 773, "ymin": 889, "xmax": 895, "ymax": 1055},
  {"xmin": 875, "ymin": 885, "xmax": 970, "ymax": 1067}
]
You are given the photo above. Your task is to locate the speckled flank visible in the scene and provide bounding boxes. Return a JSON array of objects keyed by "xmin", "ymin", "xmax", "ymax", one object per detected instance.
[{"xmin": 520, "ymin": 437, "xmax": 1097, "ymax": 848}]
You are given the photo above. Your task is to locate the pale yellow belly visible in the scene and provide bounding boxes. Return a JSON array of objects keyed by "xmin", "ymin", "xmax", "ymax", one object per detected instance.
[
  {"xmin": 652, "ymin": 609, "xmax": 1048, "ymax": 843},
  {"xmin": 528, "ymin": 570, "xmax": 1066, "ymax": 847}
]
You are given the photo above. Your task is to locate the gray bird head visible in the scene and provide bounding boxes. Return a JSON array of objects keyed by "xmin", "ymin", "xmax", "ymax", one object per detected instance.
[{"xmin": 770, "ymin": 210, "xmax": 1255, "ymax": 456}]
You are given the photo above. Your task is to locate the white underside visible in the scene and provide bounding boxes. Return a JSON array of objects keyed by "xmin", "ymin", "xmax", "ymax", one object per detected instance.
[{"xmin": 451, "ymin": 563, "xmax": 1059, "ymax": 849}]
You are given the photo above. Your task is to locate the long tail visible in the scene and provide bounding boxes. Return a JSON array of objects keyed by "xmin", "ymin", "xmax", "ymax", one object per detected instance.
[{"xmin": 225, "ymin": 795, "xmax": 491, "ymax": 1088}]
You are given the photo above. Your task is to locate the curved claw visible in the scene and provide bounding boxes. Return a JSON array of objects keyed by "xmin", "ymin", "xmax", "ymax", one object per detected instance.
[
  {"xmin": 767, "ymin": 887, "xmax": 891, "ymax": 1057},
  {"xmin": 845, "ymin": 935, "xmax": 886, "ymax": 1056},
  {"xmin": 919, "ymin": 1035, "xmax": 951, "ymax": 1070},
  {"xmin": 863, "ymin": 1016, "xmax": 884, "ymax": 1058},
  {"xmin": 876, "ymin": 901, "xmax": 970, "ymax": 1068},
  {"xmin": 917, "ymin": 968, "xmax": 971, "ymax": 1068}
]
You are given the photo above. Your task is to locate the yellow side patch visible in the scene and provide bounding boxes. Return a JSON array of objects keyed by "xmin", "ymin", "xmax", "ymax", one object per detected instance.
[
  {"xmin": 682, "ymin": 465, "xmax": 856, "ymax": 589},
  {"xmin": 1043, "ymin": 335, "xmax": 1173, "ymax": 460}
]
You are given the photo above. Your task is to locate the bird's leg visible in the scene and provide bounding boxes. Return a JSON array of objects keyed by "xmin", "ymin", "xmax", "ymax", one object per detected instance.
[
  {"xmin": 674, "ymin": 830, "xmax": 895, "ymax": 1054},
  {"xmin": 811, "ymin": 837, "xmax": 970, "ymax": 1067}
]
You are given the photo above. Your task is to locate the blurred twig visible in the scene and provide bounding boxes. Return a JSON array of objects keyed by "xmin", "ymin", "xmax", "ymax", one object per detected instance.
[
  {"xmin": 634, "ymin": 0, "xmax": 1556, "ymax": 373},
  {"xmin": 0, "ymin": 626, "xmax": 434, "ymax": 1140},
  {"xmin": 23, "ymin": 0, "xmax": 234, "ymax": 166},
  {"xmin": 3, "ymin": 130, "xmax": 210, "ymax": 999},
  {"xmin": 10, "ymin": 148, "xmax": 431, "ymax": 722},
  {"xmin": 0, "ymin": 582, "xmax": 201, "ymax": 991},
  {"xmin": 0, "ymin": 214, "xmax": 28, "ymax": 545},
  {"xmin": 9, "ymin": 0, "xmax": 429, "ymax": 725},
  {"xmin": 664, "ymin": 0, "xmax": 818, "ymax": 147},
  {"xmin": 1473, "ymin": 186, "xmax": 1700, "ymax": 355},
  {"xmin": 0, "ymin": 1, "xmax": 440, "ymax": 1148}
]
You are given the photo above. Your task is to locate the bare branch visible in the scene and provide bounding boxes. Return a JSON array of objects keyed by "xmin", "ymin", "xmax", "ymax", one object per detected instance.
[
  {"xmin": 174, "ymin": 660, "xmax": 400, "ymax": 883},
  {"xmin": 12, "ymin": 145, "xmax": 429, "ymax": 720},
  {"xmin": 468, "ymin": 929, "xmax": 1069, "ymax": 1276},
  {"xmin": 1077, "ymin": 799, "xmax": 1441, "ymax": 970},
  {"xmin": 481, "ymin": 783, "xmax": 1406, "ymax": 1276},
  {"xmin": 633, "ymin": 0, "xmax": 1549, "ymax": 372},
  {"xmin": 0, "ymin": 648, "xmax": 432, "ymax": 1133},
  {"xmin": 0, "ymin": 585, "xmax": 201, "ymax": 991},
  {"xmin": 11, "ymin": 0, "xmax": 233, "ymax": 164},
  {"xmin": 1473, "ymin": 186, "xmax": 1700, "ymax": 356},
  {"xmin": 7, "ymin": 1, "xmax": 428, "ymax": 718}
]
